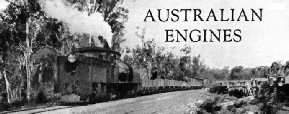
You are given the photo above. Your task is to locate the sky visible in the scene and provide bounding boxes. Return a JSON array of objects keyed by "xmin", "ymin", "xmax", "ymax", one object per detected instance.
[{"xmin": 121, "ymin": 0, "xmax": 289, "ymax": 69}]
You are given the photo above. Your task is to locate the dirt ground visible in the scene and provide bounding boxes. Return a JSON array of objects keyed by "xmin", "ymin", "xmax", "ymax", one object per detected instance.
[{"xmin": 8, "ymin": 89, "xmax": 213, "ymax": 114}]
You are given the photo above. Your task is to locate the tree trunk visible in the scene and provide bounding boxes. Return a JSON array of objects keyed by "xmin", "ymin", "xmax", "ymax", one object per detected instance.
[
  {"xmin": 39, "ymin": 65, "xmax": 43, "ymax": 84},
  {"xmin": 53, "ymin": 59, "xmax": 58, "ymax": 92},
  {"xmin": 25, "ymin": 54, "xmax": 31, "ymax": 101},
  {"xmin": 26, "ymin": 19, "xmax": 32, "ymax": 102},
  {"xmin": 3, "ymin": 68, "xmax": 11, "ymax": 103}
]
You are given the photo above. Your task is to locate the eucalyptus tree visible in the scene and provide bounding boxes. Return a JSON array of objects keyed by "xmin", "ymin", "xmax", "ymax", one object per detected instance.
[
  {"xmin": 0, "ymin": 0, "xmax": 62, "ymax": 102},
  {"xmin": 0, "ymin": 0, "xmax": 128, "ymax": 103}
]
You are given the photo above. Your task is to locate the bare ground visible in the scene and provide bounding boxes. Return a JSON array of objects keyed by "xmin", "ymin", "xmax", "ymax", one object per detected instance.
[{"xmin": 8, "ymin": 89, "xmax": 213, "ymax": 114}]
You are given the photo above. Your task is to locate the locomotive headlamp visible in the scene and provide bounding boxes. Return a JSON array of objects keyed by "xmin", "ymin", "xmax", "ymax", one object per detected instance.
[{"xmin": 68, "ymin": 54, "xmax": 77, "ymax": 63}]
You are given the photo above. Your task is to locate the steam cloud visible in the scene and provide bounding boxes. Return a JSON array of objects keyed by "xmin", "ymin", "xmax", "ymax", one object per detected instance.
[
  {"xmin": 41, "ymin": 0, "xmax": 113, "ymax": 48},
  {"xmin": 0, "ymin": 0, "xmax": 9, "ymax": 12}
]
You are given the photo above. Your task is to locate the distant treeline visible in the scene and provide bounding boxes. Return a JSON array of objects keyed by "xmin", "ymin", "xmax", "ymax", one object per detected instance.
[{"xmin": 120, "ymin": 42, "xmax": 270, "ymax": 82}]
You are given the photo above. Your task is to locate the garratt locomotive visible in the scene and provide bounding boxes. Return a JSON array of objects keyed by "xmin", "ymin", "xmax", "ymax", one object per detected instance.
[{"xmin": 54, "ymin": 47, "xmax": 204, "ymax": 102}]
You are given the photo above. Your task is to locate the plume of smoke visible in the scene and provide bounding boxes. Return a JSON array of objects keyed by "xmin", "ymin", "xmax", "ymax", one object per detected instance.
[
  {"xmin": 41, "ymin": 0, "xmax": 112, "ymax": 48},
  {"xmin": 0, "ymin": 0, "xmax": 9, "ymax": 12}
]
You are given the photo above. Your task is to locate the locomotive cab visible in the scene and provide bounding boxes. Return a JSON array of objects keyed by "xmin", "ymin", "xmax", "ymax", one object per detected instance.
[{"xmin": 116, "ymin": 60, "xmax": 133, "ymax": 82}]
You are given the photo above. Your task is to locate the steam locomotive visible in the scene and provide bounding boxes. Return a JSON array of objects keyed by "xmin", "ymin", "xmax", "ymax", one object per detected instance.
[{"xmin": 54, "ymin": 47, "xmax": 204, "ymax": 102}]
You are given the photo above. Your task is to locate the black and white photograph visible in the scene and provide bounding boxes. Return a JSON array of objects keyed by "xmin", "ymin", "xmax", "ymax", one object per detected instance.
[{"xmin": 0, "ymin": 0, "xmax": 288, "ymax": 114}]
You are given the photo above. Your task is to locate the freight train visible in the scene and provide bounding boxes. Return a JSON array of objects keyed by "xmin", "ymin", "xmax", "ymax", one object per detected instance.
[{"xmin": 54, "ymin": 47, "xmax": 204, "ymax": 102}]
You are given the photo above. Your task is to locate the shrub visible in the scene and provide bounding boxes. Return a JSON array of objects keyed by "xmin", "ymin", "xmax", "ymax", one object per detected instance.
[
  {"xmin": 197, "ymin": 96, "xmax": 223, "ymax": 113},
  {"xmin": 36, "ymin": 91, "xmax": 46, "ymax": 103}
]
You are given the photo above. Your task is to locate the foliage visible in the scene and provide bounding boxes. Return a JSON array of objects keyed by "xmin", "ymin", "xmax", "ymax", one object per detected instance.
[
  {"xmin": 0, "ymin": 1, "xmax": 287, "ymax": 111},
  {"xmin": 228, "ymin": 66, "xmax": 269, "ymax": 80},
  {"xmin": 197, "ymin": 96, "xmax": 223, "ymax": 113},
  {"xmin": 0, "ymin": 0, "xmax": 127, "ymax": 104}
]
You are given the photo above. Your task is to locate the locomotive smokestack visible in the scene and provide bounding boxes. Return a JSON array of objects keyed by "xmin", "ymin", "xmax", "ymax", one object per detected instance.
[{"xmin": 41, "ymin": 0, "xmax": 113, "ymax": 48}]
